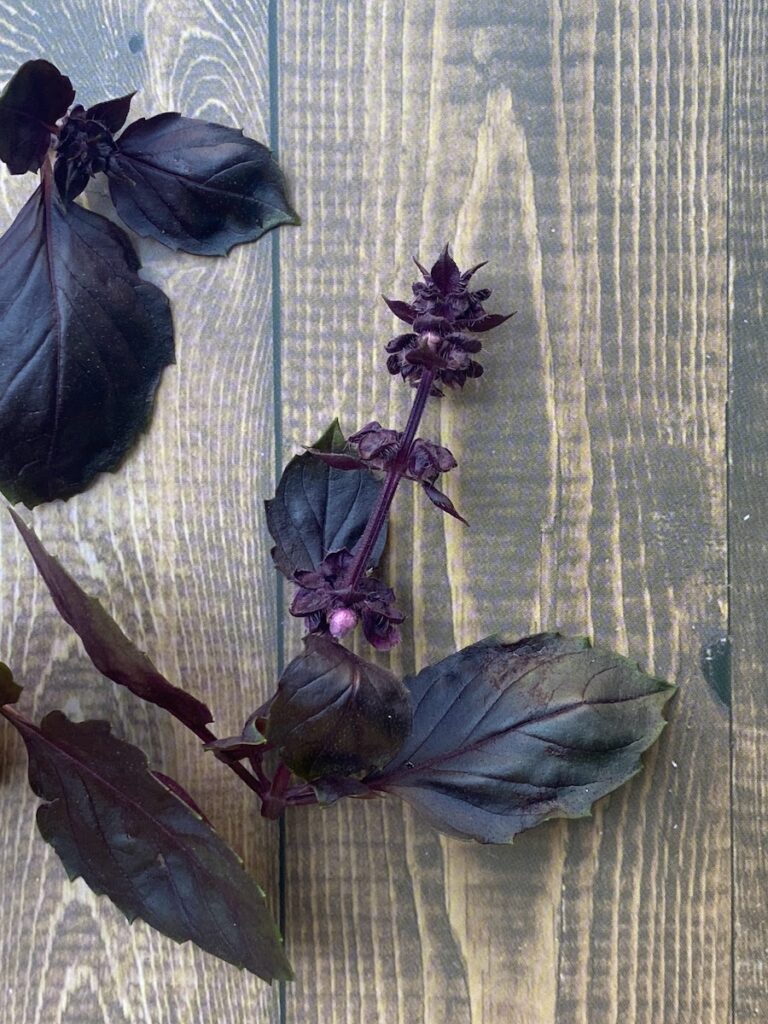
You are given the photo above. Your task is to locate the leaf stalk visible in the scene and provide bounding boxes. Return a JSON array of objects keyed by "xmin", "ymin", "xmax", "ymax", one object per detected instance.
[{"xmin": 343, "ymin": 368, "xmax": 436, "ymax": 589}]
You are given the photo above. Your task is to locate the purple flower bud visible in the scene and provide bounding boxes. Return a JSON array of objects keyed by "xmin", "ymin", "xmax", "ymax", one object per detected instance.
[
  {"xmin": 289, "ymin": 548, "xmax": 404, "ymax": 651},
  {"xmin": 383, "ymin": 245, "xmax": 513, "ymax": 393},
  {"xmin": 346, "ymin": 423, "xmax": 456, "ymax": 483},
  {"xmin": 349, "ymin": 421, "xmax": 400, "ymax": 464},
  {"xmin": 344, "ymin": 425, "xmax": 466, "ymax": 524},
  {"xmin": 308, "ymin": 424, "xmax": 466, "ymax": 524},
  {"xmin": 329, "ymin": 607, "xmax": 359, "ymax": 639},
  {"xmin": 407, "ymin": 438, "xmax": 457, "ymax": 483}
]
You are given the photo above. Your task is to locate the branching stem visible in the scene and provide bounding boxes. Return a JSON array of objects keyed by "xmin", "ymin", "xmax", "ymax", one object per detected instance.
[{"xmin": 343, "ymin": 368, "xmax": 436, "ymax": 589}]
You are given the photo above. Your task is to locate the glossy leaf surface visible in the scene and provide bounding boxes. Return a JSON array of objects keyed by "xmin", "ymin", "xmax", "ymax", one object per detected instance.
[
  {"xmin": 368, "ymin": 632, "xmax": 675, "ymax": 843},
  {"xmin": 265, "ymin": 635, "xmax": 411, "ymax": 781},
  {"xmin": 108, "ymin": 113, "xmax": 298, "ymax": 255},
  {"xmin": 0, "ymin": 60, "xmax": 75, "ymax": 173},
  {"xmin": 10, "ymin": 510, "xmax": 212, "ymax": 733},
  {"xmin": 0, "ymin": 184, "xmax": 174, "ymax": 506},
  {"xmin": 265, "ymin": 420, "xmax": 386, "ymax": 578},
  {"xmin": 0, "ymin": 694, "xmax": 292, "ymax": 981}
]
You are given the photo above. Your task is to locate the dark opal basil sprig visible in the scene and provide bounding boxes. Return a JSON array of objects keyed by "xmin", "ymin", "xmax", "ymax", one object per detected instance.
[
  {"xmin": 278, "ymin": 246, "xmax": 512, "ymax": 647},
  {"xmin": 0, "ymin": 59, "xmax": 297, "ymax": 507},
  {"xmin": 2, "ymin": 247, "xmax": 674, "ymax": 984}
]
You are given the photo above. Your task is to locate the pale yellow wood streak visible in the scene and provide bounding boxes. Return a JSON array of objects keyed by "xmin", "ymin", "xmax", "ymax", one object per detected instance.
[
  {"xmin": 0, "ymin": 2, "xmax": 280, "ymax": 1022},
  {"xmin": 278, "ymin": 2, "xmax": 728, "ymax": 1023}
]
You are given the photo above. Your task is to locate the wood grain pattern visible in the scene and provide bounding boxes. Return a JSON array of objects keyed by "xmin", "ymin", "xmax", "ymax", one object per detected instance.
[
  {"xmin": 730, "ymin": 2, "xmax": 768, "ymax": 1021},
  {"xmin": 0, "ymin": 2, "xmax": 281, "ymax": 1022},
  {"xmin": 277, "ymin": 2, "xmax": 729, "ymax": 1023},
  {"xmin": 0, "ymin": 0, "xmax": 742, "ymax": 1022}
]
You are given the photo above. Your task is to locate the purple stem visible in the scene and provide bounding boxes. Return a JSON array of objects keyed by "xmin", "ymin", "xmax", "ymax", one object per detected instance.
[
  {"xmin": 248, "ymin": 747, "xmax": 273, "ymax": 790},
  {"xmin": 199, "ymin": 725, "xmax": 271, "ymax": 799},
  {"xmin": 195, "ymin": 367, "xmax": 438, "ymax": 810},
  {"xmin": 174, "ymin": 697, "xmax": 292, "ymax": 813},
  {"xmin": 343, "ymin": 368, "xmax": 436, "ymax": 589},
  {"xmin": 261, "ymin": 762, "xmax": 294, "ymax": 819},
  {"xmin": 153, "ymin": 694, "xmax": 271, "ymax": 802}
]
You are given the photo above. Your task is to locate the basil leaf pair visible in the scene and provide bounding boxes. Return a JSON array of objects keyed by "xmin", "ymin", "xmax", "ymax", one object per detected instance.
[{"xmin": 0, "ymin": 59, "xmax": 297, "ymax": 507}]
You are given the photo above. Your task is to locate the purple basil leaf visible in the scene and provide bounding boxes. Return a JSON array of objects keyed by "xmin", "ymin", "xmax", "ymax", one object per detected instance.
[
  {"xmin": 265, "ymin": 635, "xmax": 412, "ymax": 781},
  {"xmin": 53, "ymin": 150, "xmax": 91, "ymax": 206},
  {"xmin": 366, "ymin": 632, "xmax": 675, "ymax": 843},
  {"xmin": 52, "ymin": 94, "xmax": 137, "ymax": 205},
  {"xmin": 10, "ymin": 510, "xmax": 213, "ymax": 733},
  {"xmin": 204, "ymin": 708, "xmax": 268, "ymax": 765},
  {"xmin": 382, "ymin": 296, "xmax": 417, "ymax": 324},
  {"xmin": 459, "ymin": 261, "xmax": 488, "ymax": 282},
  {"xmin": 0, "ymin": 183, "xmax": 174, "ymax": 507},
  {"xmin": 0, "ymin": 662, "xmax": 22, "ymax": 706},
  {"xmin": 0, "ymin": 60, "xmax": 75, "ymax": 174},
  {"xmin": 412, "ymin": 257, "xmax": 431, "ymax": 280},
  {"xmin": 107, "ymin": 113, "xmax": 298, "ymax": 256},
  {"xmin": 463, "ymin": 311, "xmax": 515, "ymax": 333},
  {"xmin": 204, "ymin": 713, "xmax": 266, "ymax": 761},
  {"xmin": 0, "ymin": 702, "xmax": 292, "ymax": 981},
  {"xmin": 265, "ymin": 420, "xmax": 386, "ymax": 578},
  {"xmin": 87, "ymin": 92, "xmax": 135, "ymax": 133},
  {"xmin": 421, "ymin": 481, "xmax": 468, "ymax": 525}
]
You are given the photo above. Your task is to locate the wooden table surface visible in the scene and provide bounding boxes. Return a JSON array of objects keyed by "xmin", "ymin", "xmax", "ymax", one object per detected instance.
[{"xmin": 0, "ymin": 1, "xmax": 762, "ymax": 1021}]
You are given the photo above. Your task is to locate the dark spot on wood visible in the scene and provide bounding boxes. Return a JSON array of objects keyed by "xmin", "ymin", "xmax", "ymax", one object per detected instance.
[
  {"xmin": 128, "ymin": 33, "xmax": 144, "ymax": 54},
  {"xmin": 700, "ymin": 634, "xmax": 730, "ymax": 708}
]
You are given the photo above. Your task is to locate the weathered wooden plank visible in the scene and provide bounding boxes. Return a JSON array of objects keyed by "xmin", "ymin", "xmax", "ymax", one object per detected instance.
[
  {"xmin": 0, "ymin": 2, "xmax": 281, "ymax": 1022},
  {"xmin": 730, "ymin": 2, "xmax": 768, "ymax": 1020},
  {"xmin": 277, "ymin": 2, "xmax": 729, "ymax": 1022}
]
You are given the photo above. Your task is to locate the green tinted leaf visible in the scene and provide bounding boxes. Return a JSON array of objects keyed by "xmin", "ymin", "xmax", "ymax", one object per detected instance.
[{"xmin": 368, "ymin": 633, "xmax": 675, "ymax": 843}]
